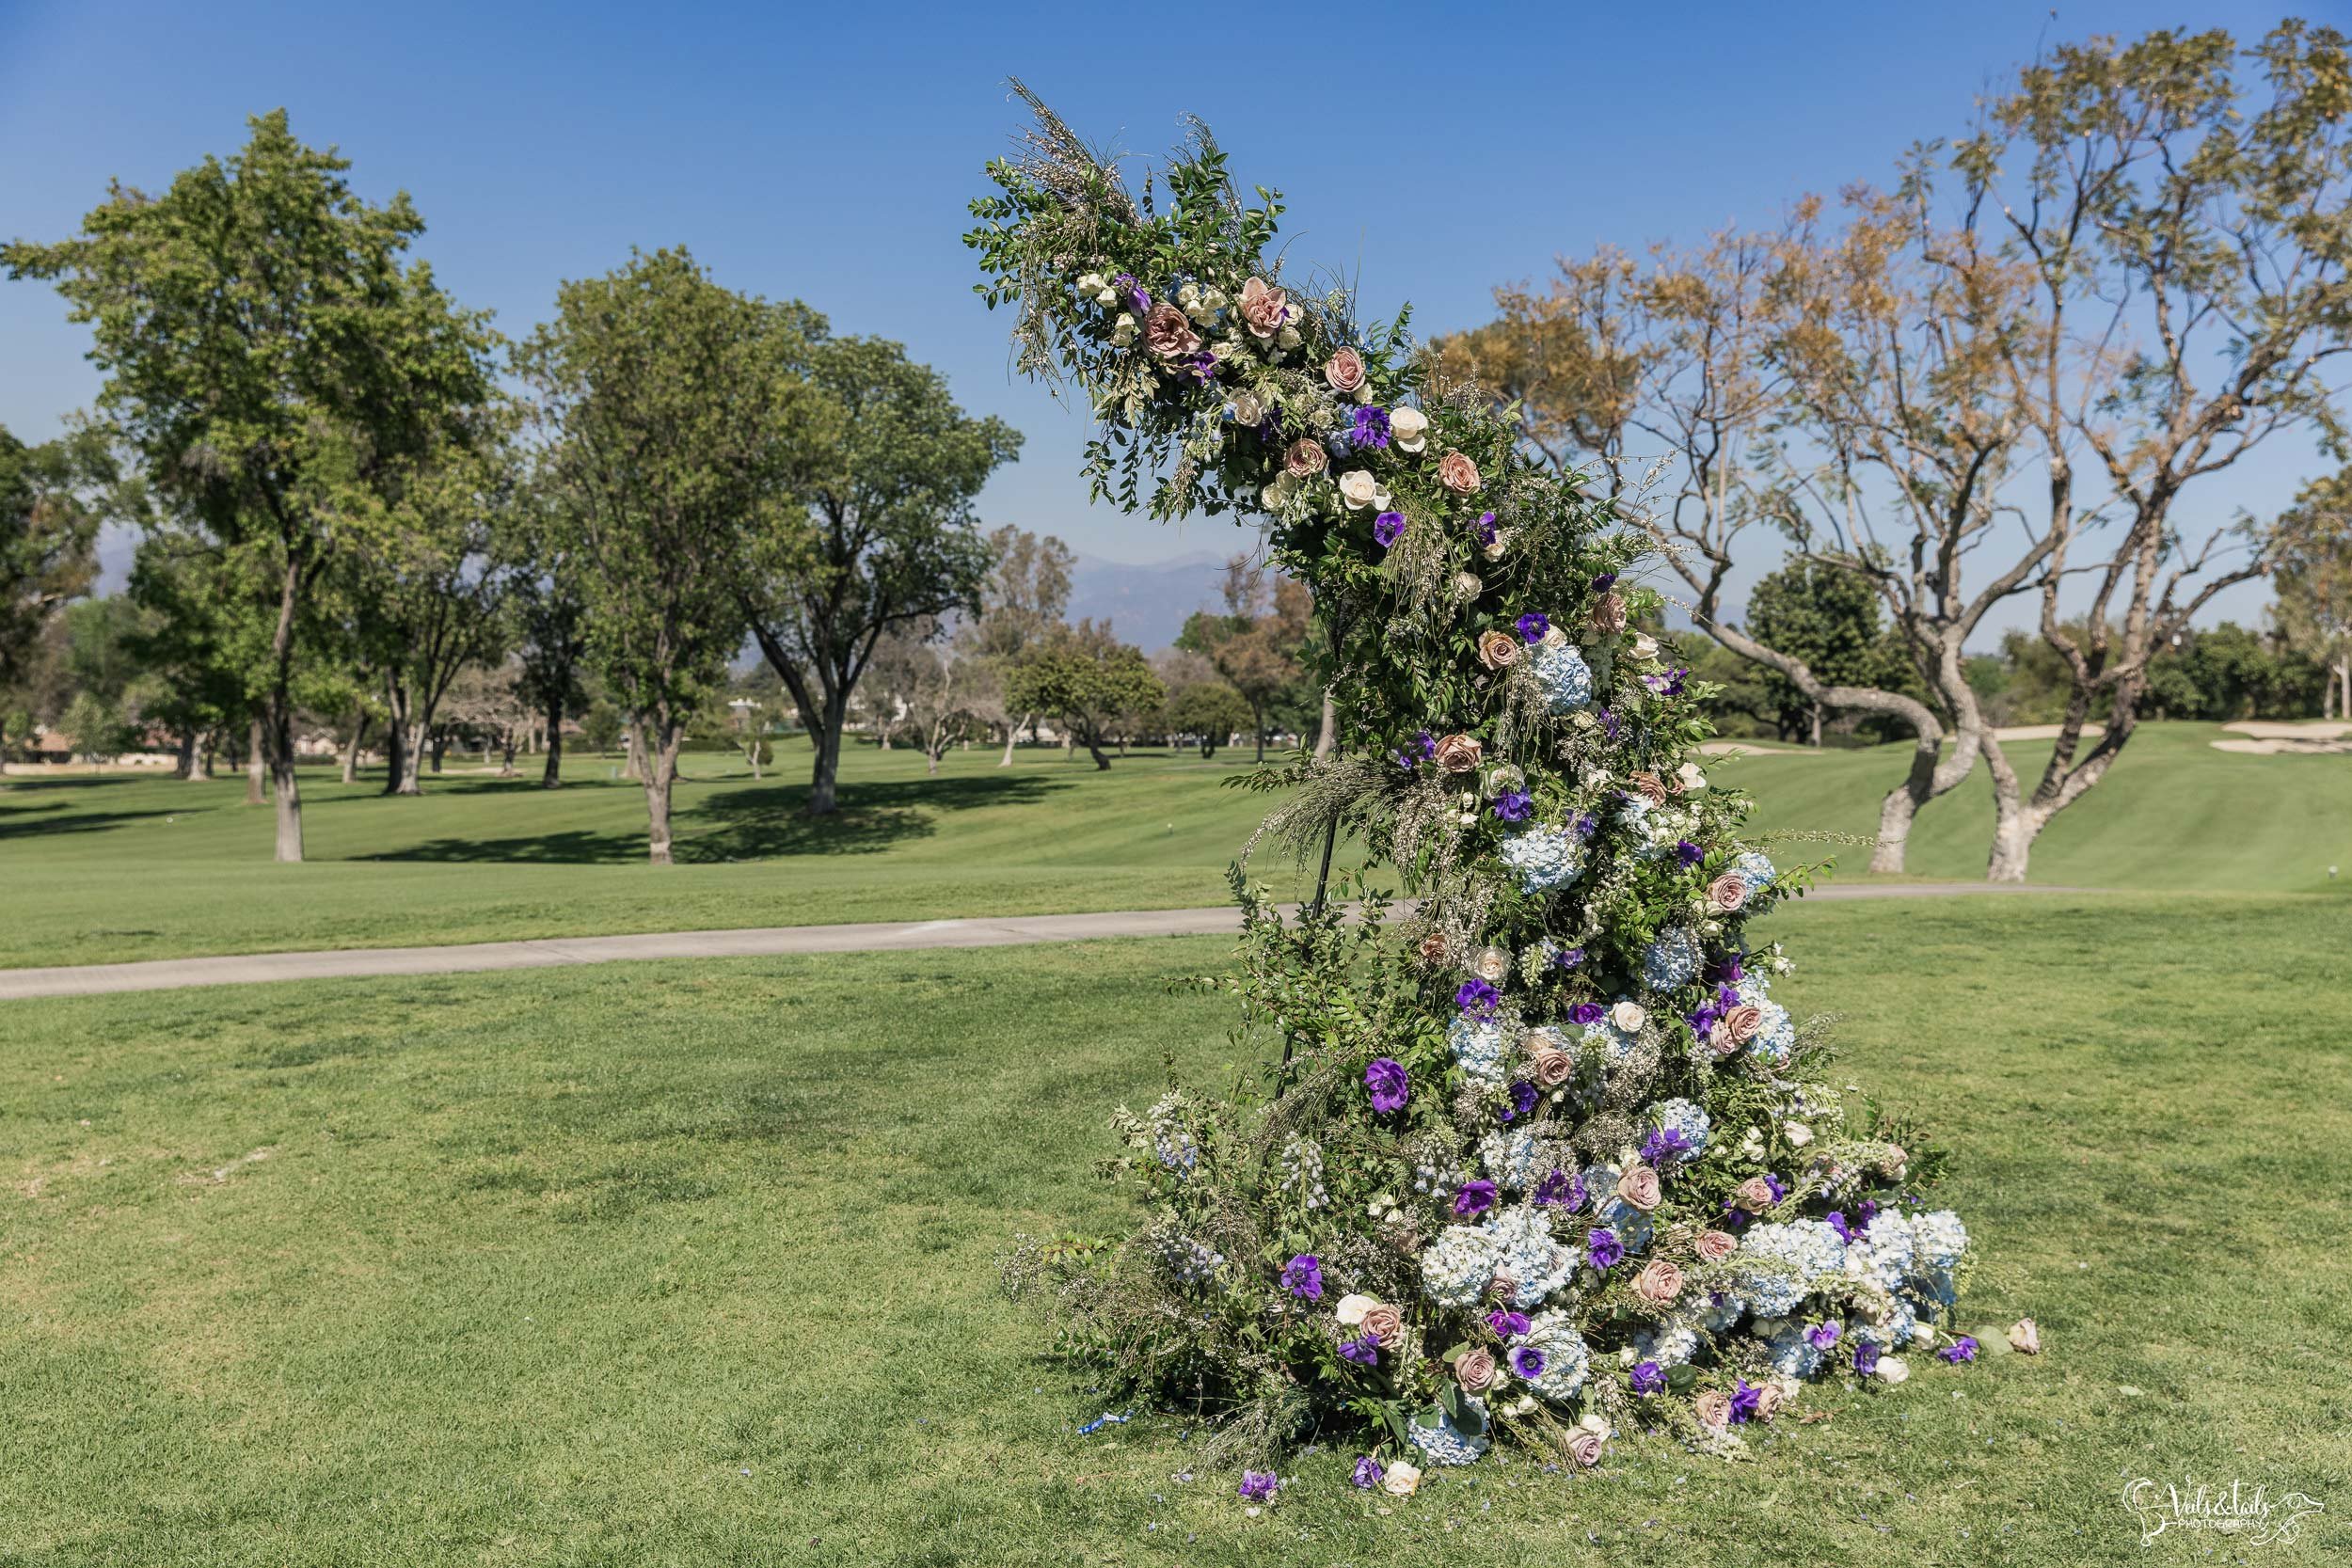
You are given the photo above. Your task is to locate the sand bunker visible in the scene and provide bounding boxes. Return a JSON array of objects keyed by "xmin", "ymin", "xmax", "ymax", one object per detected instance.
[{"xmin": 2213, "ymin": 720, "xmax": 2352, "ymax": 755}]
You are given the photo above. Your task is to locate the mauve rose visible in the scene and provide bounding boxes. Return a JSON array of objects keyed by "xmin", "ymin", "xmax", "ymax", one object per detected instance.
[
  {"xmin": 1629, "ymin": 770, "xmax": 1669, "ymax": 807},
  {"xmin": 1589, "ymin": 591, "xmax": 1629, "ymax": 634},
  {"xmin": 1693, "ymin": 1229, "xmax": 1739, "ymax": 1263},
  {"xmin": 1693, "ymin": 1390, "xmax": 1733, "ymax": 1430},
  {"xmin": 2009, "ymin": 1318, "xmax": 2042, "ymax": 1354},
  {"xmin": 1753, "ymin": 1384, "xmax": 1784, "ymax": 1421},
  {"xmin": 1418, "ymin": 931, "xmax": 1451, "ymax": 966},
  {"xmin": 1477, "ymin": 630, "xmax": 1521, "ymax": 670},
  {"xmin": 1433, "ymin": 734, "xmax": 1485, "ymax": 773},
  {"xmin": 1530, "ymin": 1047, "xmax": 1576, "ymax": 1087},
  {"xmin": 1238, "ymin": 276, "xmax": 1289, "ymax": 339},
  {"xmin": 1633, "ymin": 1259, "xmax": 1684, "ymax": 1307},
  {"xmin": 1325, "ymin": 347, "xmax": 1367, "ymax": 394},
  {"xmin": 1438, "ymin": 450, "xmax": 1482, "ymax": 493},
  {"xmin": 1565, "ymin": 1430, "xmax": 1607, "ymax": 1467},
  {"xmin": 1732, "ymin": 1176, "xmax": 1776, "ymax": 1212},
  {"xmin": 1706, "ymin": 874, "xmax": 1749, "ymax": 914},
  {"xmin": 1283, "ymin": 438, "xmax": 1327, "ymax": 478},
  {"xmin": 1615, "ymin": 1164, "xmax": 1662, "ymax": 1212},
  {"xmin": 1454, "ymin": 1347, "xmax": 1498, "ymax": 1391},
  {"xmin": 1718, "ymin": 1004, "xmax": 1762, "ymax": 1048},
  {"xmin": 1143, "ymin": 303, "xmax": 1200, "ymax": 358},
  {"xmin": 1362, "ymin": 1304, "xmax": 1405, "ymax": 1346}
]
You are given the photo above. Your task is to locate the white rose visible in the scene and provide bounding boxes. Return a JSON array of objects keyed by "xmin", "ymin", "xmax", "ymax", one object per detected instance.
[
  {"xmin": 1276, "ymin": 324, "xmax": 1302, "ymax": 350},
  {"xmin": 1177, "ymin": 281, "xmax": 1200, "ymax": 305},
  {"xmin": 1472, "ymin": 944, "xmax": 1511, "ymax": 983},
  {"xmin": 1336, "ymin": 469, "xmax": 1390, "ymax": 510},
  {"xmin": 1677, "ymin": 761, "xmax": 1707, "ymax": 791},
  {"xmin": 1873, "ymin": 1355, "xmax": 1911, "ymax": 1386},
  {"xmin": 1186, "ymin": 301, "xmax": 1216, "ymax": 325},
  {"xmin": 1391, "ymin": 405, "xmax": 1429, "ymax": 453},
  {"xmin": 1611, "ymin": 1001, "xmax": 1647, "ymax": 1034},
  {"xmin": 1541, "ymin": 624, "xmax": 1567, "ymax": 648},
  {"xmin": 1356, "ymin": 382, "xmax": 1375, "ymax": 404},
  {"xmin": 1452, "ymin": 571, "xmax": 1483, "ymax": 600},
  {"xmin": 1335, "ymin": 1292, "xmax": 1378, "ymax": 1326},
  {"xmin": 1481, "ymin": 535, "xmax": 1506, "ymax": 561},
  {"xmin": 1785, "ymin": 1121, "xmax": 1814, "ymax": 1148},
  {"xmin": 1577, "ymin": 1413, "xmax": 1613, "ymax": 1437},
  {"xmin": 1630, "ymin": 633, "xmax": 1660, "ymax": 660},
  {"xmin": 1229, "ymin": 391, "xmax": 1264, "ymax": 425},
  {"xmin": 1381, "ymin": 1459, "xmax": 1423, "ymax": 1497},
  {"xmin": 1200, "ymin": 287, "xmax": 1228, "ymax": 312}
]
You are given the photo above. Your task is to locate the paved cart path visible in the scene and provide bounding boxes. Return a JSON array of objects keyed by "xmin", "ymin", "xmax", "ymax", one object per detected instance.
[{"xmin": 0, "ymin": 882, "xmax": 2100, "ymax": 1000}]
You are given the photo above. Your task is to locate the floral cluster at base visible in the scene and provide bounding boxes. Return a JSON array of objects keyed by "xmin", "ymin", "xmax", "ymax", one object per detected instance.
[{"xmin": 974, "ymin": 95, "xmax": 1997, "ymax": 1489}]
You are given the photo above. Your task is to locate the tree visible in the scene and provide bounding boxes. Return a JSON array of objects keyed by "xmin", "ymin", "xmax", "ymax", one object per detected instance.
[
  {"xmin": 870, "ymin": 620, "xmax": 992, "ymax": 775},
  {"xmin": 6, "ymin": 110, "xmax": 496, "ymax": 859},
  {"xmin": 966, "ymin": 524, "xmax": 1073, "ymax": 764},
  {"xmin": 1949, "ymin": 22, "xmax": 2352, "ymax": 879},
  {"xmin": 122, "ymin": 524, "xmax": 261, "ymax": 782},
  {"xmin": 737, "ymin": 335, "xmax": 1020, "ymax": 814},
  {"xmin": 1742, "ymin": 561, "xmax": 1921, "ymax": 745},
  {"xmin": 1193, "ymin": 555, "xmax": 1308, "ymax": 762},
  {"xmin": 518, "ymin": 247, "xmax": 808, "ymax": 864},
  {"xmin": 1002, "ymin": 621, "xmax": 1163, "ymax": 769},
  {"xmin": 1163, "ymin": 677, "xmax": 1252, "ymax": 757},
  {"xmin": 512, "ymin": 525, "xmax": 591, "ymax": 789},
  {"xmin": 2272, "ymin": 469, "xmax": 2352, "ymax": 719},
  {"xmin": 0, "ymin": 426, "xmax": 98, "ymax": 773}
]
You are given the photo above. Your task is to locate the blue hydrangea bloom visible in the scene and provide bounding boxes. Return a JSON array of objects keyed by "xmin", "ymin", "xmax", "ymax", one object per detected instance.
[
  {"xmin": 1409, "ymin": 1400, "xmax": 1492, "ymax": 1465},
  {"xmin": 1447, "ymin": 1015, "xmax": 1511, "ymax": 1085},
  {"xmin": 1911, "ymin": 1210, "xmax": 1969, "ymax": 1271},
  {"xmin": 1747, "ymin": 1001, "xmax": 1798, "ymax": 1067},
  {"xmin": 1530, "ymin": 643, "xmax": 1594, "ymax": 711},
  {"xmin": 1641, "ymin": 927, "xmax": 1704, "ymax": 991},
  {"xmin": 1501, "ymin": 825, "xmax": 1585, "ymax": 893},
  {"xmin": 1631, "ymin": 1322, "xmax": 1701, "ymax": 1369},
  {"xmin": 1762, "ymin": 1319, "xmax": 1827, "ymax": 1377},
  {"xmin": 1514, "ymin": 1309, "xmax": 1593, "ymax": 1400},
  {"xmin": 1646, "ymin": 1097, "xmax": 1711, "ymax": 1158},
  {"xmin": 1740, "ymin": 1219, "xmax": 1847, "ymax": 1318},
  {"xmin": 1420, "ymin": 1225, "xmax": 1494, "ymax": 1307},
  {"xmin": 1733, "ymin": 849, "xmax": 1777, "ymax": 894},
  {"xmin": 1484, "ymin": 1206, "xmax": 1577, "ymax": 1307}
]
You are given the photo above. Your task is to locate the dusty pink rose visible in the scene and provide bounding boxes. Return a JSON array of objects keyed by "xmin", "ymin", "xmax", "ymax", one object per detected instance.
[
  {"xmin": 1324, "ymin": 346, "xmax": 1367, "ymax": 394},
  {"xmin": 1283, "ymin": 437, "xmax": 1327, "ymax": 478},
  {"xmin": 1454, "ymin": 1347, "xmax": 1498, "ymax": 1391},
  {"xmin": 1706, "ymin": 873, "xmax": 1749, "ymax": 914},
  {"xmin": 1238, "ymin": 276, "xmax": 1289, "ymax": 339},
  {"xmin": 1880, "ymin": 1145, "xmax": 1909, "ymax": 1177},
  {"xmin": 1362, "ymin": 1304, "xmax": 1405, "ymax": 1347},
  {"xmin": 2009, "ymin": 1318, "xmax": 2042, "ymax": 1354},
  {"xmin": 1632, "ymin": 1259, "xmax": 1685, "ymax": 1307},
  {"xmin": 1433, "ymin": 734, "xmax": 1485, "ymax": 773},
  {"xmin": 1693, "ymin": 1229, "xmax": 1740, "ymax": 1264},
  {"xmin": 1753, "ymin": 1384, "xmax": 1784, "ymax": 1422},
  {"xmin": 1143, "ymin": 302, "xmax": 1200, "ymax": 358},
  {"xmin": 1614, "ymin": 1164, "xmax": 1661, "ymax": 1213},
  {"xmin": 1710, "ymin": 1005, "xmax": 1763, "ymax": 1059},
  {"xmin": 1438, "ymin": 450, "xmax": 1482, "ymax": 493},
  {"xmin": 1589, "ymin": 590, "xmax": 1629, "ymax": 634},
  {"xmin": 1417, "ymin": 931, "xmax": 1452, "ymax": 966},
  {"xmin": 1628, "ymin": 770, "xmax": 1669, "ymax": 807},
  {"xmin": 1565, "ymin": 1430, "xmax": 1607, "ymax": 1467},
  {"xmin": 1529, "ymin": 1046, "xmax": 1577, "ymax": 1087},
  {"xmin": 1692, "ymin": 1390, "xmax": 1733, "ymax": 1430},
  {"xmin": 1732, "ymin": 1177, "xmax": 1776, "ymax": 1212},
  {"xmin": 1477, "ymin": 629, "xmax": 1521, "ymax": 670}
]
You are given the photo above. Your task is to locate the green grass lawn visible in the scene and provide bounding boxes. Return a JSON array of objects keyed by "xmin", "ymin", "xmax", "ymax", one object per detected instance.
[
  {"xmin": 2, "ymin": 894, "xmax": 2345, "ymax": 1565},
  {"xmin": 3, "ymin": 721, "xmax": 2346, "ymax": 969}
]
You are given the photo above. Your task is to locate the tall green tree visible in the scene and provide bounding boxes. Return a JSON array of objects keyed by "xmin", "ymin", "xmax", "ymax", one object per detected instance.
[
  {"xmin": 0, "ymin": 427, "xmax": 99, "ymax": 772},
  {"xmin": 6, "ymin": 110, "xmax": 496, "ymax": 859},
  {"xmin": 1743, "ymin": 560, "xmax": 1920, "ymax": 745},
  {"xmin": 511, "ymin": 492, "xmax": 592, "ymax": 790},
  {"xmin": 965, "ymin": 524, "xmax": 1073, "ymax": 765},
  {"xmin": 518, "ymin": 248, "xmax": 810, "ymax": 863},
  {"xmin": 736, "ymin": 336, "xmax": 1020, "ymax": 815},
  {"xmin": 2272, "ymin": 468, "xmax": 2352, "ymax": 719},
  {"xmin": 1001, "ymin": 620, "xmax": 1162, "ymax": 770}
]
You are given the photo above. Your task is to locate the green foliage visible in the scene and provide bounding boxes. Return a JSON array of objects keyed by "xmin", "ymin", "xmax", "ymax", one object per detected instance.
[
  {"xmin": 1165, "ymin": 679, "xmax": 1253, "ymax": 756},
  {"xmin": 1742, "ymin": 562, "xmax": 1919, "ymax": 743},
  {"xmin": 1003, "ymin": 623, "xmax": 1164, "ymax": 768},
  {"xmin": 0, "ymin": 425, "xmax": 99, "ymax": 705}
]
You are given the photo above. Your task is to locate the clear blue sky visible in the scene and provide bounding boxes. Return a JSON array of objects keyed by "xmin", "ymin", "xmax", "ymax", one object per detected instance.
[{"xmin": 1, "ymin": 0, "xmax": 2326, "ymax": 632}]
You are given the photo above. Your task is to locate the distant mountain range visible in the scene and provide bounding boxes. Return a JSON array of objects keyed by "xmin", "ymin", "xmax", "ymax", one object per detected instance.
[{"xmin": 1066, "ymin": 548, "xmax": 1234, "ymax": 653}]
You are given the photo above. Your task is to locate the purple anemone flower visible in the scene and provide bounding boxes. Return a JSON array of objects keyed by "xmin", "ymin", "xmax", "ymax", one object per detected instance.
[
  {"xmin": 1453, "ymin": 1180, "xmax": 1499, "ymax": 1219},
  {"xmin": 1492, "ymin": 789, "xmax": 1534, "ymax": 823},
  {"xmin": 1555, "ymin": 945, "xmax": 1586, "ymax": 970},
  {"xmin": 1487, "ymin": 1308, "xmax": 1531, "ymax": 1338},
  {"xmin": 1534, "ymin": 1167, "xmax": 1581, "ymax": 1208},
  {"xmin": 1939, "ymin": 1336, "xmax": 1979, "ymax": 1365},
  {"xmin": 1729, "ymin": 1379, "xmax": 1763, "ymax": 1423},
  {"xmin": 1455, "ymin": 977, "xmax": 1501, "ymax": 1016},
  {"xmin": 1279, "ymin": 1254, "xmax": 1324, "ymax": 1301},
  {"xmin": 1568, "ymin": 1002, "xmax": 1606, "ymax": 1026},
  {"xmin": 1807, "ymin": 1321, "xmax": 1842, "ymax": 1351},
  {"xmin": 1854, "ymin": 1341, "xmax": 1882, "ymax": 1377},
  {"xmin": 1509, "ymin": 1345, "xmax": 1548, "ymax": 1380},
  {"xmin": 1675, "ymin": 839, "xmax": 1704, "ymax": 866},
  {"xmin": 1516, "ymin": 611, "xmax": 1549, "ymax": 643},
  {"xmin": 1340, "ymin": 1333, "xmax": 1381, "ymax": 1367},
  {"xmin": 1239, "ymin": 1469, "xmax": 1279, "ymax": 1502},
  {"xmin": 1629, "ymin": 1359, "xmax": 1666, "ymax": 1395},
  {"xmin": 1585, "ymin": 1227, "xmax": 1625, "ymax": 1269},
  {"xmin": 1475, "ymin": 511, "xmax": 1499, "ymax": 547},
  {"xmin": 1590, "ymin": 572, "xmax": 1618, "ymax": 591},
  {"xmin": 1351, "ymin": 1455, "xmax": 1384, "ymax": 1489},
  {"xmin": 1349, "ymin": 405, "xmax": 1391, "ymax": 450},
  {"xmin": 1373, "ymin": 510, "xmax": 1406, "ymax": 547},
  {"xmin": 1364, "ymin": 1057, "xmax": 1409, "ymax": 1115}
]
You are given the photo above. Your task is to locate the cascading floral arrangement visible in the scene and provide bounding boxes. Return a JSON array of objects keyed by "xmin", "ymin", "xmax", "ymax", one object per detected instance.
[{"xmin": 970, "ymin": 92, "xmax": 1998, "ymax": 1486}]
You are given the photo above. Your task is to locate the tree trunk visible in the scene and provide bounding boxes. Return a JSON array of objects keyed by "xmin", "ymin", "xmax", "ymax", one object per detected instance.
[
  {"xmin": 1315, "ymin": 689, "xmax": 1337, "ymax": 761},
  {"xmin": 809, "ymin": 704, "xmax": 847, "ymax": 815},
  {"xmin": 1084, "ymin": 733, "xmax": 1112, "ymax": 770},
  {"xmin": 1867, "ymin": 722, "xmax": 1981, "ymax": 875},
  {"xmin": 1251, "ymin": 703, "xmax": 1266, "ymax": 764},
  {"xmin": 0, "ymin": 715, "xmax": 8, "ymax": 775},
  {"xmin": 541, "ymin": 691, "xmax": 564, "ymax": 788},
  {"xmin": 499, "ymin": 729, "xmax": 517, "ymax": 778},
  {"xmin": 268, "ymin": 705, "xmax": 303, "ymax": 863},
  {"xmin": 177, "ymin": 726, "xmax": 199, "ymax": 781},
  {"xmin": 430, "ymin": 731, "xmax": 445, "ymax": 773},
  {"xmin": 640, "ymin": 716, "xmax": 684, "ymax": 865},
  {"xmin": 340, "ymin": 715, "xmax": 367, "ymax": 785},
  {"xmin": 620, "ymin": 722, "xmax": 643, "ymax": 783},
  {"xmin": 199, "ymin": 731, "xmax": 216, "ymax": 780},
  {"xmin": 246, "ymin": 717, "xmax": 268, "ymax": 805},
  {"xmin": 999, "ymin": 714, "xmax": 1029, "ymax": 768}
]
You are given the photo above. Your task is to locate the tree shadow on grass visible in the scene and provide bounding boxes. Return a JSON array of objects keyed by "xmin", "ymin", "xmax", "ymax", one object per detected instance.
[
  {"xmin": 0, "ymin": 800, "xmax": 188, "ymax": 841},
  {"xmin": 363, "ymin": 772, "xmax": 1067, "ymax": 865}
]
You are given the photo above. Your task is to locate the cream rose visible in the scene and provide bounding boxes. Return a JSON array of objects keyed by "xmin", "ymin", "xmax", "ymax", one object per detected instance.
[
  {"xmin": 1632, "ymin": 1259, "xmax": 1684, "ymax": 1307},
  {"xmin": 1706, "ymin": 874, "xmax": 1749, "ymax": 914},
  {"xmin": 1873, "ymin": 1355, "xmax": 1911, "ymax": 1386},
  {"xmin": 1433, "ymin": 734, "xmax": 1485, "ymax": 773},
  {"xmin": 1630, "ymin": 632, "xmax": 1660, "ymax": 660},
  {"xmin": 1143, "ymin": 302, "xmax": 1200, "ymax": 358},
  {"xmin": 1610, "ymin": 1000, "xmax": 1647, "ymax": 1034},
  {"xmin": 1336, "ymin": 468, "xmax": 1390, "ymax": 510},
  {"xmin": 1677, "ymin": 761, "xmax": 1708, "ymax": 792},
  {"xmin": 1615, "ymin": 1164, "xmax": 1662, "ymax": 1213},
  {"xmin": 1565, "ymin": 1429, "xmax": 1607, "ymax": 1467},
  {"xmin": 1454, "ymin": 1347, "xmax": 1498, "ymax": 1391},
  {"xmin": 1110, "ymin": 312, "xmax": 1137, "ymax": 347},
  {"xmin": 1335, "ymin": 1292, "xmax": 1377, "ymax": 1327},
  {"xmin": 2009, "ymin": 1318, "xmax": 2042, "ymax": 1354},
  {"xmin": 1238, "ymin": 276, "xmax": 1289, "ymax": 339},
  {"xmin": 1381, "ymin": 1459, "xmax": 1423, "ymax": 1497},
  {"xmin": 1693, "ymin": 1229, "xmax": 1740, "ymax": 1263},
  {"xmin": 1438, "ymin": 450, "xmax": 1482, "ymax": 493},
  {"xmin": 1785, "ymin": 1121, "xmax": 1814, "ymax": 1148},
  {"xmin": 1477, "ymin": 629, "xmax": 1521, "ymax": 670},
  {"xmin": 1390, "ymin": 405, "xmax": 1429, "ymax": 453},
  {"xmin": 1228, "ymin": 391, "xmax": 1264, "ymax": 426},
  {"xmin": 1452, "ymin": 570, "xmax": 1484, "ymax": 601},
  {"xmin": 1471, "ymin": 944, "xmax": 1511, "ymax": 983}
]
